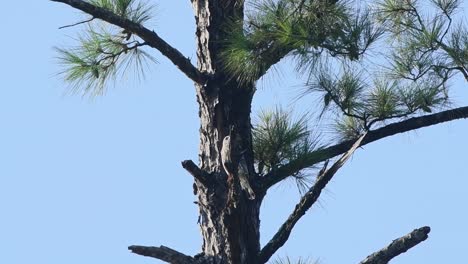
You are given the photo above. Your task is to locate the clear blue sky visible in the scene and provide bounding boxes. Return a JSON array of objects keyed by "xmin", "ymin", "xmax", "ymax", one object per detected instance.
[{"xmin": 1, "ymin": 1, "xmax": 467, "ymax": 264}]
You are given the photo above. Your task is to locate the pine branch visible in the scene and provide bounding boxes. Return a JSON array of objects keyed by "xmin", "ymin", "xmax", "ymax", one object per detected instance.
[
  {"xmin": 128, "ymin": 245, "xmax": 195, "ymax": 264},
  {"xmin": 257, "ymin": 47, "xmax": 293, "ymax": 80},
  {"xmin": 261, "ymin": 105, "xmax": 468, "ymax": 190},
  {"xmin": 243, "ymin": 0, "xmax": 352, "ymax": 80},
  {"xmin": 259, "ymin": 133, "xmax": 367, "ymax": 264},
  {"xmin": 359, "ymin": 226, "xmax": 431, "ymax": 264},
  {"xmin": 51, "ymin": 0, "xmax": 206, "ymax": 84}
]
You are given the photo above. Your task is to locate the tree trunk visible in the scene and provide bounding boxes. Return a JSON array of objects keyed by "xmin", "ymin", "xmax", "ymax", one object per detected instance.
[{"xmin": 191, "ymin": 1, "xmax": 263, "ymax": 263}]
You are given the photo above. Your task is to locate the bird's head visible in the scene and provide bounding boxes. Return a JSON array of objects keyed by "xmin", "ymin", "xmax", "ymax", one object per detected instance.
[{"xmin": 223, "ymin": 135, "xmax": 231, "ymax": 146}]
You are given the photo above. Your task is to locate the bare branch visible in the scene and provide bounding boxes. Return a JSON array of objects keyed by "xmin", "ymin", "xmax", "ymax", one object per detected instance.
[
  {"xmin": 259, "ymin": 133, "xmax": 367, "ymax": 264},
  {"xmin": 261, "ymin": 106, "xmax": 468, "ymax": 190},
  {"xmin": 58, "ymin": 17, "xmax": 94, "ymax": 29},
  {"xmin": 51, "ymin": 0, "xmax": 206, "ymax": 84},
  {"xmin": 359, "ymin": 226, "xmax": 431, "ymax": 264},
  {"xmin": 182, "ymin": 160, "xmax": 209, "ymax": 184},
  {"xmin": 128, "ymin": 245, "xmax": 195, "ymax": 264}
]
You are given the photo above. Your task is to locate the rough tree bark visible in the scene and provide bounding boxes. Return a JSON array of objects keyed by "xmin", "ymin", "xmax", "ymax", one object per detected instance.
[{"xmin": 191, "ymin": 1, "xmax": 263, "ymax": 263}]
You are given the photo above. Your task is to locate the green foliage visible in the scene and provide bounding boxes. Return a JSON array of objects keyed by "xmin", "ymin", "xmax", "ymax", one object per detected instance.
[
  {"xmin": 221, "ymin": 0, "xmax": 384, "ymax": 83},
  {"xmin": 307, "ymin": 64, "xmax": 450, "ymax": 134},
  {"xmin": 88, "ymin": 0, "xmax": 154, "ymax": 24},
  {"xmin": 301, "ymin": 0, "xmax": 467, "ymax": 138},
  {"xmin": 311, "ymin": 66, "xmax": 366, "ymax": 117},
  {"xmin": 334, "ymin": 115, "xmax": 368, "ymax": 140},
  {"xmin": 223, "ymin": 0, "xmax": 465, "ymax": 142},
  {"xmin": 56, "ymin": 25, "xmax": 157, "ymax": 96},
  {"xmin": 375, "ymin": 0, "xmax": 467, "ymax": 82},
  {"xmin": 220, "ymin": 20, "xmax": 267, "ymax": 84},
  {"xmin": 272, "ymin": 256, "xmax": 320, "ymax": 264},
  {"xmin": 253, "ymin": 107, "xmax": 311, "ymax": 172},
  {"xmin": 253, "ymin": 107, "xmax": 322, "ymax": 191},
  {"xmin": 318, "ymin": 0, "xmax": 466, "ymax": 137},
  {"xmin": 56, "ymin": 0, "xmax": 157, "ymax": 96},
  {"xmin": 367, "ymin": 80, "xmax": 400, "ymax": 118}
]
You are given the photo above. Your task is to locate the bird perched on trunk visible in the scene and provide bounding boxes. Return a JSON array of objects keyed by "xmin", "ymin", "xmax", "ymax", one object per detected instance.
[
  {"xmin": 221, "ymin": 135, "xmax": 235, "ymax": 180},
  {"xmin": 221, "ymin": 135, "xmax": 256, "ymax": 200}
]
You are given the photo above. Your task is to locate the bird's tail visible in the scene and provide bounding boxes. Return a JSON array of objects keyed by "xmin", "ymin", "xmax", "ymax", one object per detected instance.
[{"xmin": 239, "ymin": 177, "xmax": 256, "ymax": 200}]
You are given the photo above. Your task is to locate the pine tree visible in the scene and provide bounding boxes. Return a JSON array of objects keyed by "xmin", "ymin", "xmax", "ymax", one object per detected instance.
[{"xmin": 50, "ymin": 0, "xmax": 468, "ymax": 263}]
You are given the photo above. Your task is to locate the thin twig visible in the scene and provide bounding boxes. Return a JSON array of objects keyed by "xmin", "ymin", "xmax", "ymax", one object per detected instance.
[{"xmin": 58, "ymin": 17, "xmax": 94, "ymax": 29}]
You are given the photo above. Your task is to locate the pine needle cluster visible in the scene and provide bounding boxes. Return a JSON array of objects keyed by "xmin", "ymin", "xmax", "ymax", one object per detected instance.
[
  {"xmin": 376, "ymin": 0, "xmax": 467, "ymax": 82},
  {"xmin": 221, "ymin": 0, "xmax": 384, "ymax": 83},
  {"xmin": 307, "ymin": 64, "xmax": 449, "ymax": 139},
  {"xmin": 305, "ymin": 0, "xmax": 466, "ymax": 138},
  {"xmin": 56, "ymin": 0, "xmax": 156, "ymax": 96},
  {"xmin": 272, "ymin": 256, "xmax": 320, "ymax": 264},
  {"xmin": 253, "ymin": 107, "xmax": 322, "ymax": 191},
  {"xmin": 248, "ymin": 0, "xmax": 466, "ymax": 186},
  {"xmin": 88, "ymin": 0, "xmax": 153, "ymax": 24},
  {"xmin": 223, "ymin": 0, "xmax": 466, "ymax": 134}
]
